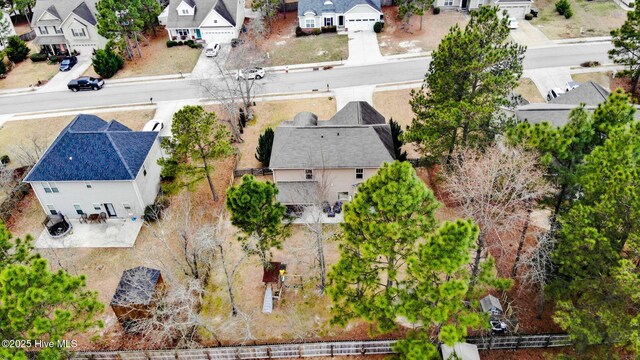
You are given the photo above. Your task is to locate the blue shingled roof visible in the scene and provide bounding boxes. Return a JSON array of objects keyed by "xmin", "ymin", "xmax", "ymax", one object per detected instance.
[{"xmin": 24, "ymin": 114, "xmax": 158, "ymax": 182}]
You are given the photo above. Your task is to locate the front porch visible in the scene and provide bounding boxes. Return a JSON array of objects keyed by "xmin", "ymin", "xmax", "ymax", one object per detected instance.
[
  {"xmin": 33, "ymin": 36, "xmax": 70, "ymax": 55},
  {"xmin": 35, "ymin": 217, "xmax": 143, "ymax": 248}
]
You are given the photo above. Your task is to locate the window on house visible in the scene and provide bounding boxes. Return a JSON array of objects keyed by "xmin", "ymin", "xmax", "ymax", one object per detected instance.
[
  {"xmin": 85, "ymin": 182, "xmax": 92, "ymax": 188},
  {"xmin": 55, "ymin": 27, "xmax": 63, "ymax": 34},
  {"xmin": 71, "ymin": 28, "xmax": 86, "ymax": 37},
  {"xmin": 177, "ymin": 28, "xmax": 189, "ymax": 36},
  {"xmin": 214, "ymin": 20, "xmax": 218, "ymax": 23},
  {"xmin": 39, "ymin": 26, "xmax": 49, "ymax": 35},
  {"xmin": 324, "ymin": 17, "xmax": 333, "ymax": 26},
  {"xmin": 47, "ymin": 205, "xmax": 58, "ymax": 215},
  {"xmin": 42, "ymin": 182, "xmax": 59, "ymax": 193},
  {"xmin": 305, "ymin": 18, "xmax": 315, "ymax": 28},
  {"xmin": 305, "ymin": 169, "xmax": 313, "ymax": 180},
  {"xmin": 74, "ymin": 204, "xmax": 84, "ymax": 215},
  {"xmin": 444, "ymin": 0, "xmax": 454, "ymax": 5},
  {"xmin": 93, "ymin": 203, "xmax": 101, "ymax": 211},
  {"xmin": 123, "ymin": 203, "xmax": 132, "ymax": 211},
  {"xmin": 338, "ymin": 192, "xmax": 350, "ymax": 201},
  {"xmin": 181, "ymin": 8, "xmax": 189, "ymax": 14},
  {"xmin": 355, "ymin": 168, "xmax": 364, "ymax": 179}
]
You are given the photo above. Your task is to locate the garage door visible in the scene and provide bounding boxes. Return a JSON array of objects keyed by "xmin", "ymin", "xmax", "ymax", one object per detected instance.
[
  {"xmin": 499, "ymin": 5, "xmax": 527, "ymax": 19},
  {"xmin": 201, "ymin": 30, "xmax": 235, "ymax": 44},
  {"xmin": 346, "ymin": 15, "xmax": 377, "ymax": 31}
]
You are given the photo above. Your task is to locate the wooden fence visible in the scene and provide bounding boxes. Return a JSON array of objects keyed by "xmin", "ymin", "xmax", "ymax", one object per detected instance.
[
  {"xmin": 19, "ymin": 30, "xmax": 35, "ymax": 41},
  {"xmin": 234, "ymin": 168, "xmax": 273, "ymax": 177},
  {"xmin": 71, "ymin": 334, "xmax": 572, "ymax": 360}
]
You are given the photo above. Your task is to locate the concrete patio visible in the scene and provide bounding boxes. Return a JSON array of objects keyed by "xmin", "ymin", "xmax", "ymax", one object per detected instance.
[
  {"xmin": 290, "ymin": 206, "xmax": 344, "ymax": 224},
  {"xmin": 35, "ymin": 218, "xmax": 143, "ymax": 248}
]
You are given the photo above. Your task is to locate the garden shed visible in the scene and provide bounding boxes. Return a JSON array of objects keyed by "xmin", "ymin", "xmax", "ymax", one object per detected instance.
[
  {"xmin": 480, "ymin": 294, "xmax": 503, "ymax": 315},
  {"xmin": 110, "ymin": 266, "xmax": 164, "ymax": 329}
]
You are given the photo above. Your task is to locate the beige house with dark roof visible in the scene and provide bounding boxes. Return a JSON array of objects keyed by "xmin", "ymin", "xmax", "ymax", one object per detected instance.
[
  {"xmin": 161, "ymin": 0, "xmax": 245, "ymax": 44},
  {"xmin": 270, "ymin": 102, "xmax": 395, "ymax": 205},
  {"xmin": 32, "ymin": 0, "xmax": 107, "ymax": 54}
]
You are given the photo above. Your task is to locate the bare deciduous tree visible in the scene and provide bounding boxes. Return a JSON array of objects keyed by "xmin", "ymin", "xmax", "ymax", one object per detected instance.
[
  {"xmin": 443, "ymin": 145, "xmax": 552, "ymax": 293},
  {"xmin": 518, "ymin": 230, "xmax": 555, "ymax": 318},
  {"xmin": 10, "ymin": 134, "xmax": 49, "ymax": 167}
]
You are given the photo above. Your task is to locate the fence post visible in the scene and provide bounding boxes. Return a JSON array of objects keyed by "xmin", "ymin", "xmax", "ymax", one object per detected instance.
[
  {"xmin": 515, "ymin": 335, "xmax": 522, "ymax": 350},
  {"xmin": 545, "ymin": 335, "xmax": 552, "ymax": 348},
  {"xmin": 489, "ymin": 336, "xmax": 495, "ymax": 350},
  {"xmin": 330, "ymin": 344, "xmax": 334, "ymax": 357}
]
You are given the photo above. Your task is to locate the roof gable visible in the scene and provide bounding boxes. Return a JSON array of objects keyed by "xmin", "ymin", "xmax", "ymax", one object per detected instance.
[
  {"xmin": 39, "ymin": 5, "xmax": 61, "ymax": 21},
  {"xmin": 327, "ymin": 101, "xmax": 386, "ymax": 125},
  {"xmin": 549, "ymin": 80, "xmax": 610, "ymax": 106},
  {"xmin": 33, "ymin": 0, "xmax": 99, "ymax": 27},
  {"xmin": 71, "ymin": 2, "xmax": 97, "ymax": 25},
  {"xmin": 167, "ymin": 0, "xmax": 237, "ymax": 28},
  {"xmin": 24, "ymin": 114, "xmax": 158, "ymax": 182}
]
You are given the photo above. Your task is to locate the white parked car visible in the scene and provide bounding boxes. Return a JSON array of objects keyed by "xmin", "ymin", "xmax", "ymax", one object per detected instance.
[
  {"xmin": 565, "ymin": 81, "xmax": 580, "ymax": 92},
  {"xmin": 205, "ymin": 43, "xmax": 220, "ymax": 57},
  {"xmin": 143, "ymin": 119, "xmax": 164, "ymax": 132},
  {"xmin": 507, "ymin": 17, "xmax": 519, "ymax": 29},
  {"xmin": 547, "ymin": 88, "xmax": 565, "ymax": 101},
  {"xmin": 236, "ymin": 67, "xmax": 266, "ymax": 80}
]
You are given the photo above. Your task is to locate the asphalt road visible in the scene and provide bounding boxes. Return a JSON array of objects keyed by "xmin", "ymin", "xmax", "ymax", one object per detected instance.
[{"xmin": 0, "ymin": 42, "xmax": 613, "ymax": 115}]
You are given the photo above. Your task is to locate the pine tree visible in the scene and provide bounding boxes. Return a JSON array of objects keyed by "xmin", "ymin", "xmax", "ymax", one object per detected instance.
[
  {"xmin": 255, "ymin": 127, "xmax": 274, "ymax": 167},
  {"xmin": 158, "ymin": 105, "xmax": 233, "ymax": 202},
  {"xmin": 96, "ymin": 0, "xmax": 144, "ymax": 60},
  {"xmin": 226, "ymin": 175, "xmax": 289, "ymax": 268},
  {"xmin": 405, "ymin": 6, "xmax": 525, "ymax": 164},
  {"xmin": 389, "ymin": 118, "xmax": 408, "ymax": 161},
  {"xmin": 610, "ymin": 3, "xmax": 640, "ymax": 95}
]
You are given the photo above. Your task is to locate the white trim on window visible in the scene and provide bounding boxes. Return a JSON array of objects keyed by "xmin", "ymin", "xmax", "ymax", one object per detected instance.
[
  {"xmin": 305, "ymin": 169, "xmax": 313, "ymax": 180},
  {"xmin": 39, "ymin": 26, "xmax": 49, "ymax": 35},
  {"xmin": 73, "ymin": 204, "xmax": 84, "ymax": 215},
  {"xmin": 324, "ymin": 17, "xmax": 333, "ymax": 26},
  {"xmin": 42, "ymin": 182, "xmax": 59, "ymax": 193},
  {"xmin": 47, "ymin": 204, "xmax": 58, "ymax": 215},
  {"xmin": 355, "ymin": 168, "xmax": 364, "ymax": 179},
  {"xmin": 444, "ymin": 0, "xmax": 454, "ymax": 5},
  {"xmin": 304, "ymin": 18, "xmax": 315, "ymax": 28},
  {"xmin": 71, "ymin": 28, "xmax": 86, "ymax": 37}
]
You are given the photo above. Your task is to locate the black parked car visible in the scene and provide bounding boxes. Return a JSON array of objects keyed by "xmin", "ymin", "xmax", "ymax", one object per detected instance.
[
  {"xmin": 67, "ymin": 76, "xmax": 104, "ymax": 92},
  {"xmin": 59, "ymin": 56, "xmax": 78, "ymax": 71}
]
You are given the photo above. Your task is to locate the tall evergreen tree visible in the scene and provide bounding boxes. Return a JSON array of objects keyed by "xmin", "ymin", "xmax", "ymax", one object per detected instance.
[
  {"xmin": 255, "ymin": 127, "xmax": 274, "ymax": 167},
  {"xmin": 96, "ymin": 0, "xmax": 144, "ymax": 60},
  {"xmin": 158, "ymin": 105, "xmax": 233, "ymax": 202},
  {"xmin": 389, "ymin": 118, "xmax": 408, "ymax": 161},
  {"xmin": 610, "ymin": 4, "xmax": 640, "ymax": 95},
  {"xmin": 405, "ymin": 6, "xmax": 525, "ymax": 164}
]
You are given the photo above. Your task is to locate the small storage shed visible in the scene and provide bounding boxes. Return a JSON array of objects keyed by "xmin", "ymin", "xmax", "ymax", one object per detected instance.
[
  {"xmin": 480, "ymin": 294, "xmax": 503, "ymax": 315},
  {"xmin": 441, "ymin": 343, "xmax": 480, "ymax": 360},
  {"xmin": 110, "ymin": 266, "xmax": 164, "ymax": 329}
]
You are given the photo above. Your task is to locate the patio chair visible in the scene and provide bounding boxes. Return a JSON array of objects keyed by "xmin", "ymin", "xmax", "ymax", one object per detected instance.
[
  {"xmin": 80, "ymin": 213, "xmax": 88, "ymax": 224},
  {"xmin": 99, "ymin": 212, "xmax": 107, "ymax": 223}
]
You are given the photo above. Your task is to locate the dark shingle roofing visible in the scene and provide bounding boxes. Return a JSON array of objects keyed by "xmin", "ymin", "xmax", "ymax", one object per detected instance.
[
  {"xmin": 72, "ymin": 2, "xmax": 97, "ymax": 25},
  {"xmin": 24, "ymin": 114, "xmax": 158, "ymax": 182},
  {"xmin": 516, "ymin": 103, "xmax": 640, "ymax": 127},
  {"xmin": 46, "ymin": 5, "xmax": 61, "ymax": 19},
  {"xmin": 270, "ymin": 102, "xmax": 394, "ymax": 169},
  {"xmin": 549, "ymin": 80, "xmax": 610, "ymax": 106},
  {"xmin": 166, "ymin": 0, "xmax": 237, "ymax": 28},
  {"xmin": 298, "ymin": 0, "xmax": 381, "ymax": 17},
  {"xmin": 110, "ymin": 267, "xmax": 161, "ymax": 306}
]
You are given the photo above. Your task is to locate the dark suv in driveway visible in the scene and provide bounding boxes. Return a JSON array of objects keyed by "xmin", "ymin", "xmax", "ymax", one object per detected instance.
[
  {"xmin": 59, "ymin": 56, "xmax": 78, "ymax": 71},
  {"xmin": 67, "ymin": 77, "xmax": 104, "ymax": 92}
]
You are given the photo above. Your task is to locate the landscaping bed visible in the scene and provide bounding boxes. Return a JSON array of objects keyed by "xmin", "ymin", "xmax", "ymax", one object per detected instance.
[
  {"xmin": 530, "ymin": 0, "xmax": 627, "ymax": 39},
  {"xmin": 377, "ymin": 6, "xmax": 468, "ymax": 56}
]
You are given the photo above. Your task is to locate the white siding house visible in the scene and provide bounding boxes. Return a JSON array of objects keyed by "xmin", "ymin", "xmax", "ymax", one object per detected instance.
[
  {"xmin": 0, "ymin": 11, "xmax": 17, "ymax": 51},
  {"xmin": 269, "ymin": 102, "xmax": 395, "ymax": 205},
  {"xmin": 164, "ymin": 0, "xmax": 245, "ymax": 45},
  {"xmin": 298, "ymin": 0, "xmax": 383, "ymax": 32},
  {"xmin": 31, "ymin": 0, "xmax": 108, "ymax": 54},
  {"xmin": 24, "ymin": 114, "xmax": 163, "ymax": 220}
]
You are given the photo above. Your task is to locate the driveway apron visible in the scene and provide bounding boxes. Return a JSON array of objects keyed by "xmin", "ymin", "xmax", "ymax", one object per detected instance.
[{"xmin": 345, "ymin": 30, "xmax": 384, "ymax": 66}]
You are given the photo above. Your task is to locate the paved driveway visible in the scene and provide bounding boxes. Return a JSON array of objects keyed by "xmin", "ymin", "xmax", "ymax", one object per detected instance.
[
  {"xmin": 190, "ymin": 44, "xmax": 230, "ymax": 79},
  {"xmin": 38, "ymin": 54, "xmax": 93, "ymax": 93},
  {"xmin": 508, "ymin": 21, "xmax": 553, "ymax": 48},
  {"xmin": 524, "ymin": 67, "xmax": 574, "ymax": 100},
  {"xmin": 345, "ymin": 30, "xmax": 384, "ymax": 66}
]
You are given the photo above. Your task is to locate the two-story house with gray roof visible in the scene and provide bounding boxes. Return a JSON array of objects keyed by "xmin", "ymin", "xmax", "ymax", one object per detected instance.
[
  {"xmin": 32, "ymin": 0, "xmax": 107, "ymax": 55},
  {"xmin": 298, "ymin": 0, "xmax": 383, "ymax": 32},
  {"xmin": 24, "ymin": 114, "xmax": 163, "ymax": 220},
  {"xmin": 162, "ymin": 0, "xmax": 245, "ymax": 45},
  {"xmin": 0, "ymin": 11, "xmax": 17, "ymax": 51},
  {"xmin": 269, "ymin": 101, "xmax": 395, "ymax": 205}
]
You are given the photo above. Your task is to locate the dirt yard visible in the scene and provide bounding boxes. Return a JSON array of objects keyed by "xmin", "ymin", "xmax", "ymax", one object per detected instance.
[
  {"xmin": 248, "ymin": 12, "xmax": 349, "ymax": 66},
  {"xmin": 377, "ymin": 7, "xmax": 468, "ymax": 56},
  {"xmin": 84, "ymin": 33, "xmax": 201, "ymax": 79},
  {"xmin": 207, "ymin": 96, "xmax": 337, "ymax": 169},
  {"xmin": 516, "ymin": 78, "xmax": 545, "ymax": 103},
  {"xmin": 0, "ymin": 109, "xmax": 156, "ymax": 171},
  {"xmin": 531, "ymin": 0, "xmax": 627, "ymax": 39}
]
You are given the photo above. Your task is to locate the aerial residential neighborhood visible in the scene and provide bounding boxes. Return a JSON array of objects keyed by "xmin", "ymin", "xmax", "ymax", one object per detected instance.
[{"xmin": 0, "ymin": 0, "xmax": 639, "ymax": 358}]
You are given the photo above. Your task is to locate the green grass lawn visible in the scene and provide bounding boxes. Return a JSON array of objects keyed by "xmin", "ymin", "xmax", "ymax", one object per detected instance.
[
  {"xmin": 264, "ymin": 34, "xmax": 349, "ymax": 66},
  {"xmin": 531, "ymin": 0, "xmax": 627, "ymax": 39}
]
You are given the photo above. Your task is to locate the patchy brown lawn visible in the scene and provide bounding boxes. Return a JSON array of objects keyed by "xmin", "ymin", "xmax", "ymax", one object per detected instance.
[
  {"xmin": 531, "ymin": 0, "xmax": 627, "ymax": 39},
  {"xmin": 0, "ymin": 109, "xmax": 156, "ymax": 170},
  {"xmin": 372, "ymin": 87, "xmax": 421, "ymax": 158},
  {"xmin": 377, "ymin": 6, "xmax": 468, "ymax": 56},
  {"xmin": 516, "ymin": 78, "xmax": 545, "ymax": 103},
  {"xmin": 84, "ymin": 33, "xmax": 201, "ymax": 79},
  {"xmin": 571, "ymin": 71, "xmax": 613, "ymax": 90},
  {"xmin": 0, "ymin": 58, "xmax": 59, "ymax": 90},
  {"xmin": 206, "ymin": 97, "xmax": 337, "ymax": 169}
]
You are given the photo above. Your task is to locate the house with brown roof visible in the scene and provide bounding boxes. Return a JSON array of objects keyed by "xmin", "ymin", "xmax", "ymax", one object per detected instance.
[
  {"xmin": 269, "ymin": 101, "xmax": 395, "ymax": 205},
  {"xmin": 161, "ymin": 0, "xmax": 245, "ymax": 45},
  {"xmin": 32, "ymin": 0, "xmax": 107, "ymax": 55}
]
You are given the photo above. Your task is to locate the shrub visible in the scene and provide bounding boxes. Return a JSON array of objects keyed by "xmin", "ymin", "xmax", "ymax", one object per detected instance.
[
  {"xmin": 48, "ymin": 55, "xmax": 64, "ymax": 63},
  {"xmin": 296, "ymin": 26, "xmax": 308, "ymax": 37},
  {"xmin": 255, "ymin": 127, "xmax": 274, "ymax": 167},
  {"xmin": 188, "ymin": 42, "xmax": 202, "ymax": 49},
  {"xmin": 0, "ymin": 155, "xmax": 9, "ymax": 165},
  {"xmin": 524, "ymin": 13, "xmax": 533, "ymax": 20},
  {"xmin": 5, "ymin": 36, "xmax": 30, "ymax": 63},
  {"xmin": 321, "ymin": 25, "xmax": 337, "ymax": 33},
  {"xmin": 30, "ymin": 53, "xmax": 48, "ymax": 62},
  {"xmin": 177, "ymin": 41, "xmax": 184, "ymax": 46},
  {"xmin": 374, "ymin": 22, "xmax": 383, "ymax": 33},
  {"xmin": 92, "ymin": 47, "xmax": 124, "ymax": 78},
  {"xmin": 580, "ymin": 60, "xmax": 600, "ymax": 67},
  {"xmin": 160, "ymin": 157, "xmax": 179, "ymax": 181},
  {"xmin": 186, "ymin": 39, "xmax": 195, "ymax": 46},
  {"xmin": 629, "ymin": 1, "xmax": 635, "ymax": 7},
  {"xmin": 555, "ymin": 0, "xmax": 570, "ymax": 15},
  {"xmin": 143, "ymin": 204, "xmax": 162, "ymax": 222},
  {"xmin": 564, "ymin": 7, "xmax": 573, "ymax": 18},
  {"xmin": 432, "ymin": 6, "xmax": 441, "ymax": 14},
  {"xmin": 166, "ymin": 40, "xmax": 177, "ymax": 47},
  {"xmin": 312, "ymin": 28, "xmax": 322, "ymax": 35},
  {"xmin": 0, "ymin": 60, "xmax": 5, "ymax": 77}
]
